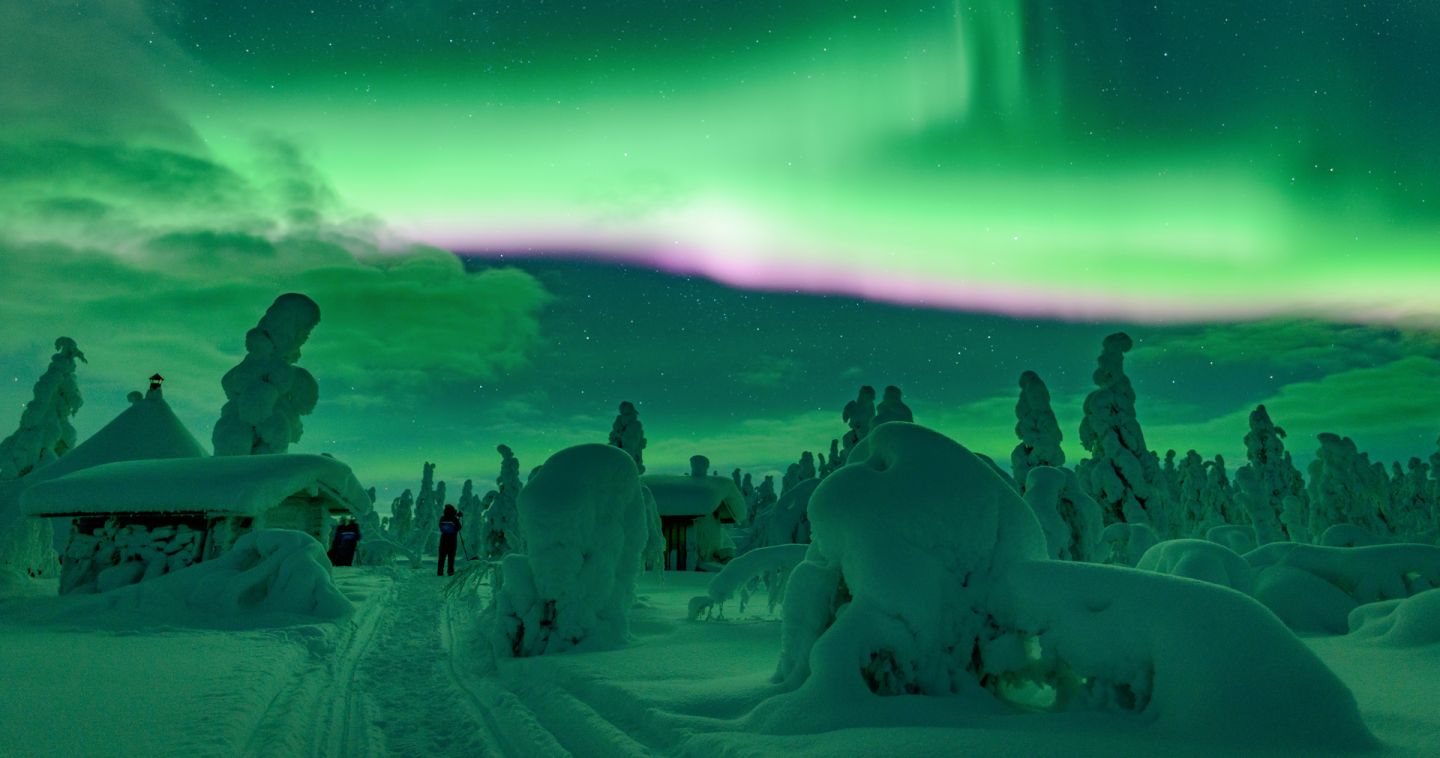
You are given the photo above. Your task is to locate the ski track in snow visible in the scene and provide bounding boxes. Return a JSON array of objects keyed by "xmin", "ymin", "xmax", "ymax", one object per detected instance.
[{"xmin": 240, "ymin": 568, "xmax": 663, "ymax": 758}]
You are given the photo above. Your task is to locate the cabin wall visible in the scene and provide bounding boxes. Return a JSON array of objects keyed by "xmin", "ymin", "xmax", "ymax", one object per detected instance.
[{"xmin": 257, "ymin": 496, "xmax": 328, "ymax": 542}]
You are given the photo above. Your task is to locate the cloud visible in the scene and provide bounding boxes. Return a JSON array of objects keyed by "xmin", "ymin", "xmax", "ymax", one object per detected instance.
[{"xmin": 1138, "ymin": 319, "xmax": 1440, "ymax": 373}]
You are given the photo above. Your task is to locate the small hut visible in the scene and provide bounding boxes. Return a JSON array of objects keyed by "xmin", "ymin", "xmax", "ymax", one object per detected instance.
[
  {"xmin": 22, "ymin": 453, "xmax": 371, "ymax": 594},
  {"xmin": 641, "ymin": 475, "xmax": 747, "ymax": 571}
]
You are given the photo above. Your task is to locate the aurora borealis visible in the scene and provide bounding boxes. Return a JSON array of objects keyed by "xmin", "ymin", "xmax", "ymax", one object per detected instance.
[{"xmin": 1, "ymin": 1, "xmax": 1438, "ymax": 496}]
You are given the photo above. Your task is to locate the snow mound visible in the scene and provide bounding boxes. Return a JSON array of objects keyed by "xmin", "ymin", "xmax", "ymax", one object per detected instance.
[
  {"xmin": 1245, "ymin": 543, "xmax": 1440, "ymax": 634},
  {"xmin": 1135, "ymin": 539, "xmax": 1252, "ymax": 594},
  {"xmin": 993, "ymin": 560, "xmax": 1374, "ymax": 750},
  {"xmin": 771, "ymin": 422, "xmax": 1046, "ymax": 696},
  {"xmin": 1100, "ymin": 522, "xmax": 1157, "ymax": 566},
  {"xmin": 1347, "ymin": 588, "xmax": 1440, "ymax": 647},
  {"xmin": 83, "ymin": 529, "xmax": 352, "ymax": 621},
  {"xmin": 1204, "ymin": 524, "xmax": 1256, "ymax": 555},
  {"xmin": 487, "ymin": 443, "xmax": 647, "ymax": 657},
  {"xmin": 1318, "ymin": 523, "xmax": 1380, "ymax": 548}
]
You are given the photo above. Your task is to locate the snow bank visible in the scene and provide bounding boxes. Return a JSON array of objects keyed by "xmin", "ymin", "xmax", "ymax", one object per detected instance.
[
  {"xmin": 1204, "ymin": 524, "xmax": 1256, "ymax": 555},
  {"xmin": 689, "ymin": 544, "xmax": 808, "ymax": 620},
  {"xmin": 992, "ymin": 560, "xmax": 1374, "ymax": 750},
  {"xmin": 1100, "ymin": 522, "xmax": 1157, "ymax": 566},
  {"xmin": 771, "ymin": 422, "xmax": 1047, "ymax": 695},
  {"xmin": 1347, "ymin": 588, "xmax": 1440, "ymax": 647},
  {"xmin": 487, "ymin": 443, "xmax": 647, "ymax": 656},
  {"xmin": 83, "ymin": 529, "xmax": 352, "ymax": 621},
  {"xmin": 1135, "ymin": 539, "xmax": 1252, "ymax": 594}
]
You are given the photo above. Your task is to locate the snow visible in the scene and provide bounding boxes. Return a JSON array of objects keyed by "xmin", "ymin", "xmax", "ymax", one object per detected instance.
[
  {"xmin": 1347, "ymin": 587, "xmax": 1440, "ymax": 647},
  {"xmin": 0, "ymin": 336, "xmax": 86, "ymax": 480},
  {"xmin": 1244, "ymin": 542, "xmax": 1440, "ymax": 634},
  {"xmin": 1076, "ymin": 332, "xmax": 1168, "ymax": 532},
  {"xmin": 641, "ymin": 474, "xmax": 747, "ymax": 522},
  {"xmin": 689, "ymin": 543, "xmax": 808, "ymax": 620},
  {"xmin": 486, "ymin": 443, "xmax": 648, "ymax": 656},
  {"xmin": 21, "ymin": 453, "xmax": 372, "ymax": 518},
  {"xmin": 1135, "ymin": 538, "xmax": 1253, "ymax": 594},
  {"xmin": 1011, "ymin": 370, "xmax": 1065, "ymax": 489},
  {"xmin": 1023, "ymin": 465, "xmax": 1102, "ymax": 561}
]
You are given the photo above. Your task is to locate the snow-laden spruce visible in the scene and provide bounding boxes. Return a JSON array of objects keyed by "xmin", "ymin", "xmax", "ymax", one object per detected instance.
[
  {"xmin": 608, "ymin": 401, "xmax": 647, "ymax": 474},
  {"xmin": 1076, "ymin": 333, "xmax": 1168, "ymax": 532},
  {"xmin": 0, "ymin": 337, "xmax": 86, "ymax": 481},
  {"xmin": 213, "ymin": 293, "xmax": 322, "ymax": 456},
  {"xmin": 480, "ymin": 444, "xmax": 525, "ymax": 560},
  {"xmin": 872, "ymin": 385, "xmax": 913, "ymax": 427},
  {"xmin": 1308, "ymin": 433, "xmax": 1390, "ymax": 541},
  {"xmin": 1010, "ymin": 371, "xmax": 1064, "ymax": 491},
  {"xmin": 1235, "ymin": 405, "xmax": 1306, "ymax": 545},
  {"xmin": 485, "ymin": 443, "xmax": 647, "ymax": 657},
  {"xmin": 409, "ymin": 461, "xmax": 441, "ymax": 554},
  {"xmin": 839, "ymin": 385, "xmax": 877, "ymax": 460},
  {"xmin": 1022, "ymin": 465, "xmax": 1102, "ymax": 562},
  {"xmin": 388, "ymin": 489, "xmax": 414, "ymax": 544}
]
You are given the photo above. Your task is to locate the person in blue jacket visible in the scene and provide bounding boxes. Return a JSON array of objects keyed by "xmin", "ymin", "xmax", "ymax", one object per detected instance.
[{"xmin": 437, "ymin": 504, "xmax": 462, "ymax": 576}]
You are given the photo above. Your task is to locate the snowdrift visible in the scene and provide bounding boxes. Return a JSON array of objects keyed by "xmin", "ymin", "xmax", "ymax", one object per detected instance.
[{"xmin": 76, "ymin": 529, "xmax": 353, "ymax": 622}]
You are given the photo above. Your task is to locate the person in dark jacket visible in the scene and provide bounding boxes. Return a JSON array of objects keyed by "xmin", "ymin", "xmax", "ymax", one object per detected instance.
[
  {"xmin": 328, "ymin": 518, "xmax": 362, "ymax": 566},
  {"xmin": 437, "ymin": 504, "xmax": 462, "ymax": 576}
]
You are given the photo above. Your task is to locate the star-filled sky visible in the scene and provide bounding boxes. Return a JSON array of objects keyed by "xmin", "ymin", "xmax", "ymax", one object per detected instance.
[{"xmin": 1, "ymin": 1, "xmax": 1438, "ymax": 501}]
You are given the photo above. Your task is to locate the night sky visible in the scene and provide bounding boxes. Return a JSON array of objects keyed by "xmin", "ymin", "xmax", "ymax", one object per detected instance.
[{"xmin": 2, "ymin": 1, "xmax": 1438, "ymax": 499}]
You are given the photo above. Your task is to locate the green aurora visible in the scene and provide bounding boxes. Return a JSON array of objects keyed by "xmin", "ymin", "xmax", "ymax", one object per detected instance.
[{"xmin": 1, "ymin": 1, "xmax": 1437, "ymax": 497}]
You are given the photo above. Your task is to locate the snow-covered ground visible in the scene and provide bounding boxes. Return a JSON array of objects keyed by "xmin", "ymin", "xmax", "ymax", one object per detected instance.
[{"xmin": 2, "ymin": 567, "xmax": 1437, "ymax": 757}]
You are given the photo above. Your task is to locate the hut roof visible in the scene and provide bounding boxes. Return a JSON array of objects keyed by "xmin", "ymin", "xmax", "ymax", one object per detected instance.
[
  {"xmin": 22, "ymin": 454, "xmax": 371, "ymax": 518},
  {"xmin": 641, "ymin": 475, "xmax": 747, "ymax": 523}
]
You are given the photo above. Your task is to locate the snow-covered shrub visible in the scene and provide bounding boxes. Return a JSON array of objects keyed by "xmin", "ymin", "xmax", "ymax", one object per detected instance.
[
  {"xmin": 1011, "ymin": 371, "xmax": 1064, "ymax": 491},
  {"xmin": 486, "ymin": 444, "xmax": 647, "ymax": 657},
  {"xmin": 1172, "ymin": 451, "xmax": 1207, "ymax": 536},
  {"xmin": 388, "ymin": 489, "xmax": 414, "ymax": 543},
  {"xmin": 90, "ymin": 529, "xmax": 353, "ymax": 620},
  {"xmin": 409, "ymin": 461, "xmax": 441, "ymax": 554},
  {"xmin": 1135, "ymin": 539, "xmax": 1252, "ymax": 594},
  {"xmin": 1205, "ymin": 524, "xmax": 1257, "ymax": 555},
  {"xmin": 1022, "ymin": 466, "xmax": 1101, "ymax": 562},
  {"xmin": 872, "ymin": 385, "xmax": 913, "ymax": 427},
  {"xmin": 0, "ymin": 336, "xmax": 86, "ymax": 480},
  {"xmin": 1245, "ymin": 542, "xmax": 1440, "ymax": 634},
  {"xmin": 213, "ymin": 293, "xmax": 322, "ymax": 456},
  {"xmin": 771, "ymin": 422, "xmax": 1047, "ymax": 695},
  {"xmin": 608, "ymin": 401, "xmax": 647, "ymax": 474},
  {"xmin": 750, "ymin": 478, "xmax": 818, "ymax": 549},
  {"xmin": 480, "ymin": 444, "xmax": 525, "ymax": 559},
  {"xmin": 1318, "ymin": 523, "xmax": 1380, "ymax": 548},
  {"xmin": 990, "ymin": 560, "xmax": 1374, "ymax": 750},
  {"xmin": 1076, "ymin": 333, "xmax": 1167, "ymax": 532},
  {"xmin": 1099, "ymin": 522, "xmax": 1157, "ymax": 567},
  {"xmin": 689, "ymin": 543, "xmax": 808, "ymax": 620},
  {"xmin": 1347, "ymin": 587, "xmax": 1440, "ymax": 647}
]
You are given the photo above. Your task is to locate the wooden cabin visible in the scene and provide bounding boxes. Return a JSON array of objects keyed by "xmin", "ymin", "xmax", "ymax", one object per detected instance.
[
  {"xmin": 22, "ymin": 453, "xmax": 371, "ymax": 594},
  {"xmin": 641, "ymin": 475, "xmax": 747, "ymax": 571}
]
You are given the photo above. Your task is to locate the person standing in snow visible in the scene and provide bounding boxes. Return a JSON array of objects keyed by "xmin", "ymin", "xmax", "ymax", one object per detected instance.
[
  {"xmin": 437, "ymin": 504, "xmax": 462, "ymax": 576},
  {"xmin": 328, "ymin": 518, "xmax": 361, "ymax": 566}
]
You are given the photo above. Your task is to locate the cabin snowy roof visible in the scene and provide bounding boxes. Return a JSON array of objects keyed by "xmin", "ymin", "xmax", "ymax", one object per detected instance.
[
  {"xmin": 21, "ymin": 454, "xmax": 371, "ymax": 518},
  {"xmin": 28, "ymin": 389, "xmax": 207, "ymax": 486},
  {"xmin": 641, "ymin": 475, "xmax": 747, "ymax": 523}
]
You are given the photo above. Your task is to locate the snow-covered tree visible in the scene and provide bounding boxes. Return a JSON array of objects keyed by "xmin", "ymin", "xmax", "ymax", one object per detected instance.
[
  {"xmin": 213, "ymin": 293, "xmax": 321, "ymax": 456},
  {"xmin": 481, "ymin": 444, "xmax": 525, "ymax": 559},
  {"xmin": 458, "ymin": 479, "xmax": 484, "ymax": 554},
  {"xmin": 1076, "ymin": 332, "xmax": 1167, "ymax": 531},
  {"xmin": 389, "ymin": 489, "xmax": 414, "ymax": 544},
  {"xmin": 822, "ymin": 439, "xmax": 842, "ymax": 477},
  {"xmin": 1387, "ymin": 457, "xmax": 1435, "ymax": 541},
  {"xmin": 1023, "ymin": 465, "xmax": 1103, "ymax": 561},
  {"xmin": 1202, "ymin": 455, "xmax": 1240, "ymax": 533},
  {"xmin": 1009, "ymin": 370, "xmax": 1064, "ymax": 490},
  {"xmin": 0, "ymin": 337, "xmax": 86, "ymax": 480},
  {"xmin": 1173, "ymin": 450, "xmax": 1208, "ymax": 536},
  {"xmin": 797, "ymin": 451, "xmax": 816, "ymax": 481},
  {"xmin": 1308, "ymin": 433, "xmax": 1390, "ymax": 540},
  {"xmin": 690, "ymin": 454, "xmax": 710, "ymax": 478},
  {"xmin": 608, "ymin": 401, "xmax": 647, "ymax": 474},
  {"xmin": 840, "ymin": 385, "xmax": 877, "ymax": 459},
  {"xmin": 873, "ymin": 385, "xmax": 913, "ymax": 426},
  {"xmin": 751, "ymin": 475, "xmax": 778, "ymax": 523},
  {"xmin": 486, "ymin": 444, "xmax": 647, "ymax": 656},
  {"xmin": 409, "ymin": 461, "xmax": 440, "ymax": 553},
  {"xmin": 1234, "ymin": 405, "xmax": 1307, "ymax": 545}
]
